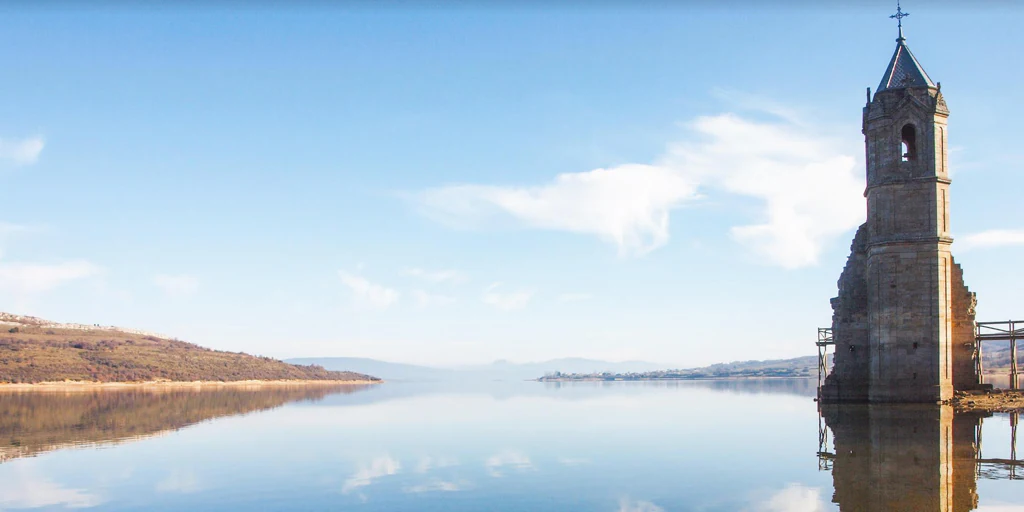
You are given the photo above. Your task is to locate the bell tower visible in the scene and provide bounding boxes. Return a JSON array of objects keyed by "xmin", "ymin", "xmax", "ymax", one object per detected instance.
[
  {"xmin": 821, "ymin": 4, "xmax": 978, "ymax": 404},
  {"xmin": 864, "ymin": 18, "xmax": 956, "ymax": 402}
]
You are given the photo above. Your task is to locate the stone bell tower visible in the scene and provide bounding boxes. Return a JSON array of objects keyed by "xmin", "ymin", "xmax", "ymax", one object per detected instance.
[{"xmin": 821, "ymin": 12, "xmax": 978, "ymax": 403}]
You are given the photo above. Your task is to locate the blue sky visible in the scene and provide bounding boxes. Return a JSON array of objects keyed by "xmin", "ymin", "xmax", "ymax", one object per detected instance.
[{"xmin": 0, "ymin": 3, "xmax": 1021, "ymax": 366}]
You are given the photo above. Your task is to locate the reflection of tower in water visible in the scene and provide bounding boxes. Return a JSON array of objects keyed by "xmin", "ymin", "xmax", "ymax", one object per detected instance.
[{"xmin": 819, "ymin": 406, "xmax": 1020, "ymax": 511}]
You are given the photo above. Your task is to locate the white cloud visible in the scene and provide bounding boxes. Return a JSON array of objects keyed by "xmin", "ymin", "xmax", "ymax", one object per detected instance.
[
  {"xmin": 0, "ymin": 222, "xmax": 30, "ymax": 237},
  {"xmin": 405, "ymin": 267, "xmax": 466, "ymax": 284},
  {"xmin": 484, "ymin": 450, "xmax": 533, "ymax": 477},
  {"xmin": 155, "ymin": 470, "xmax": 202, "ymax": 494},
  {"xmin": 414, "ymin": 456, "xmax": 459, "ymax": 474},
  {"xmin": 0, "ymin": 260, "xmax": 101, "ymax": 294},
  {"xmin": 403, "ymin": 479, "xmax": 469, "ymax": 493},
  {"xmin": 417, "ymin": 164, "xmax": 698, "ymax": 257},
  {"xmin": 415, "ymin": 105, "xmax": 864, "ymax": 268},
  {"xmin": 958, "ymin": 229, "xmax": 1024, "ymax": 251},
  {"xmin": 558, "ymin": 293, "xmax": 593, "ymax": 303},
  {"xmin": 557, "ymin": 456, "xmax": 591, "ymax": 466},
  {"xmin": 0, "ymin": 136, "xmax": 44, "ymax": 165},
  {"xmin": 0, "ymin": 469, "xmax": 103, "ymax": 509},
  {"xmin": 619, "ymin": 497, "xmax": 665, "ymax": 512},
  {"xmin": 757, "ymin": 484, "xmax": 828, "ymax": 512},
  {"xmin": 339, "ymin": 271, "xmax": 400, "ymax": 309},
  {"xmin": 153, "ymin": 274, "xmax": 200, "ymax": 297},
  {"xmin": 342, "ymin": 456, "xmax": 401, "ymax": 494},
  {"xmin": 0, "ymin": 223, "xmax": 31, "ymax": 260},
  {"xmin": 411, "ymin": 289, "xmax": 456, "ymax": 308},
  {"xmin": 482, "ymin": 283, "xmax": 533, "ymax": 311},
  {"xmin": 664, "ymin": 114, "xmax": 862, "ymax": 268}
]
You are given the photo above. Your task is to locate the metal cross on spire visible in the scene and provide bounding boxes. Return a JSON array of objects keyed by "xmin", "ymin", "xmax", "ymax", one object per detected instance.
[{"xmin": 890, "ymin": 1, "xmax": 909, "ymax": 40}]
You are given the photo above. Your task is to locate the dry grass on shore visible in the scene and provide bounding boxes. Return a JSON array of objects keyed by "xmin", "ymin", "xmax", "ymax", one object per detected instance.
[{"xmin": 1, "ymin": 324, "xmax": 379, "ymax": 384}]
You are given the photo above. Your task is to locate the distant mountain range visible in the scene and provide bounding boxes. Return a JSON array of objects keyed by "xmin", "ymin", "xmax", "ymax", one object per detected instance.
[
  {"xmin": 289, "ymin": 349, "xmax": 1022, "ymax": 383},
  {"xmin": 285, "ymin": 356, "xmax": 834, "ymax": 382},
  {"xmin": 284, "ymin": 357, "xmax": 669, "ymax": 382}
]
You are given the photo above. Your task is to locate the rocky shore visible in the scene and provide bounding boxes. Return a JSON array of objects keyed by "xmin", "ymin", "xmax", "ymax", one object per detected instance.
[{"xmin": 951, "ymin": 389, "xmax": 1024, "ymax": 413}]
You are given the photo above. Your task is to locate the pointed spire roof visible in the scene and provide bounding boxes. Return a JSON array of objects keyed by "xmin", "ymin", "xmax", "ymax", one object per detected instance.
[{"xmin": 877, "ymin": 30, "xmax": 935, "ymax": 93}]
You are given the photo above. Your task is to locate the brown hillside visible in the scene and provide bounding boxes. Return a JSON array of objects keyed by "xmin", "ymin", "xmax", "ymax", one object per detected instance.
[{"xmin": 0, "ymin": 324, "xmax": 379, "ymax": 384}]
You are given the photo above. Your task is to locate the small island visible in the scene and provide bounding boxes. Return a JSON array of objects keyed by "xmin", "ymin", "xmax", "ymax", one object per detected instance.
[{"xmin": 0, "ymin": 313, "xmax": 379, "ymax": 386}]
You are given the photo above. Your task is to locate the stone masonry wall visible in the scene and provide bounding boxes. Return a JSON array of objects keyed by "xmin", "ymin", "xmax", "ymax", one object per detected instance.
[
  {"xmin": 951, "ymin": 258, "xmax": 979, "ymax": 390},
  {"xmin": 820, "ymin": 224, "xmax": 870, "ymax": 402}
]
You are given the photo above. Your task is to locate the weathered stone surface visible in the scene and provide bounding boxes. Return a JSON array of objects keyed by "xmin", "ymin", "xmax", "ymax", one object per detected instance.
[
  {"xmin": 821, "ymin": 34, "xmax": 979, "ymax": 403},
  {"xmin": 820, "ymin": 225, "xmax": 870, "ymax": 402},
  {"xmin": 951, "ymin": 258, "xmax": 978, "ymax": 390}
]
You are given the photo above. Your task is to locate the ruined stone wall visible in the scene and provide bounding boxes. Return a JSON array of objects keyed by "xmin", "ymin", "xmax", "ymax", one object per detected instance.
[
  {"xmin": 951, "ymin": 258, "xmax": 979, "ymax": 390},
  {"xmin": 820, "ymin": 224, "xmax": 870, "ymax": 402}
]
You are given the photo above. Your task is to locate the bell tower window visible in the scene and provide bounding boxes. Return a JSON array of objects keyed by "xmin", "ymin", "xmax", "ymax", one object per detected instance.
[{"xmin": 901, "ymin": 124, "xmax": 917, "ymax": 162}]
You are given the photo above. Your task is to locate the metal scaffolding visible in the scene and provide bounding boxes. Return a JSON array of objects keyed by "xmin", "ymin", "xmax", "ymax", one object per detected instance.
[
  {"xmin": 976, "ymin": 320, "xmax": 1023, "ymax": 389},
  {"xmin": 815, "ymin": 321, "xmax": 1021, "ymax": 391},
  {"xmin": 816, "ymin": 327, "xmax": 834, "ymax": 390}
]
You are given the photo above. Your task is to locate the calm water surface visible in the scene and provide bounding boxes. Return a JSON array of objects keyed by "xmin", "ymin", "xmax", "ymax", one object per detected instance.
[{"xmin": 0, "ymin": 380, "xmax": 1020, "ymax": 511}]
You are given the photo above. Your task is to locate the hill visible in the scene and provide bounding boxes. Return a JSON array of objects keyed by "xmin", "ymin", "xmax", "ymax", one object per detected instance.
[{"xmin": 0, "ymin": 314, "xmax": 378, "ymax": 384}]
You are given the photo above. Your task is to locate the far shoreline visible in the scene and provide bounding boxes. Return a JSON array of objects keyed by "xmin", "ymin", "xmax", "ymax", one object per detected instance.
[
  {"xmin": 536, "ymin": 376, "xmax": 814, "ymax": 382},
  {"xmin": 0, "ymin": 379, "xmax": 383, "ymax": 392}
]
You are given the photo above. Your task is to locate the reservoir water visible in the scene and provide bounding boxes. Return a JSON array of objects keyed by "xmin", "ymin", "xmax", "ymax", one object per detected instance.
[{"xmin": 0, "ymin": 380, "xmax": 1020, "ymax": 511}]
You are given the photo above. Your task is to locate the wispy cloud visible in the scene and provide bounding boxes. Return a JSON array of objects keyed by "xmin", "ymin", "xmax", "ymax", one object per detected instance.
[
  {"xmin": 339, "ymin": 271, "xmax": 400, "ymax": 309},
  {"xmin": 484, "ymin": 450, "xmax": 533, "ymax": 477},
  {"xmin": 619, "ymin": 497, "xmax": 665, "ymax": 512},
  {"xmin": 0, "ymin": 223, "xmax": 31, "ymax": 260},
  {"xmin": 342, "ymin": 456, "xmax": 401, "ymax": 494},
  {"xmin": 557, "ymin": 456, "xmax": 591, "ymax": 466},
  {"xmin": 0, "ymin": 136, "xmax": 45, "ymax": 166},
  {"xmin": 557, "ymin": 293, "xmax": 593, "ymax": 303},
  {"xmin": 416, "ymin": 164, "xmax": 697, "ymax": 257},
  {"xmin": 664, "ymin": 113, "xmax": 862, "ymax": 268},
  {"xmin": 403, "ymin": 479, "xmax": 470, "ymax": 493},
  {"xmin": 155, "ymin": 470, "xmax": 202, "ymax": 494},
  {"xmin": 405, "ymin": 267, "xmax": 466, "ymax": 284},
  {"xmin": 756, "ymin": 484, "xmax": 829, "ymax": 512},
  {"xmin": 0, "ymin": 222, "xmax": 30, "ymax": 237},
  {"xmin": 0, "ymin": 260, "xmax": 101, "ymax": 294},
  {"xmin": 958, "ymin": 229, "xmax": 1024, "ymax": 251},
  {"xmin": 414, "ymin": 456, "xmax": 459, "ymax": 474},
  {"xmin": 153, "ymin": 274, "xmax": 200, "ymax": 297},
  {"xmin": 482, "ymin": 283, "xmax": 533, "ymax": 311},
  {"xmin": 0, "ymin": 467, "xmax": 103, "ymax": 509},
  {"xmin": 414, "ymin": 102, "xmax": 863, "ymax": 268},
  {"xmin": 411, "ymin": 289, "xmax": 456, "ymax": 308}
]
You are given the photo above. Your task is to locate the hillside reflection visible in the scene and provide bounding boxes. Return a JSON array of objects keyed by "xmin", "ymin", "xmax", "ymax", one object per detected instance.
[
  {"xmin": 0, "ymin": 384, "xmax": 373, "ymax": 463},
  {"xmin": 820, "ymin": 405, "xmax": 1021, "ymax": 511}
]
